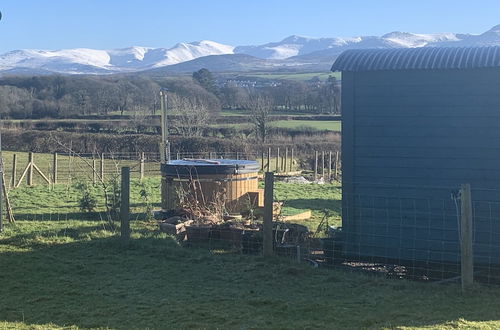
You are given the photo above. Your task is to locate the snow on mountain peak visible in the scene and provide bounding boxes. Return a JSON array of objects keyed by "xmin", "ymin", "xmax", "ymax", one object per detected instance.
[{"xmin": 2, "ymin": 24, "xmax": 500, "ymax": 74}]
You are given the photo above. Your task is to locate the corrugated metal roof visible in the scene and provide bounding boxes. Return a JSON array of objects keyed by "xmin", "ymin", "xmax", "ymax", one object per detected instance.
[{"xmin": 331, "ymin": 46, "xmax": 500, "ymax": 72}]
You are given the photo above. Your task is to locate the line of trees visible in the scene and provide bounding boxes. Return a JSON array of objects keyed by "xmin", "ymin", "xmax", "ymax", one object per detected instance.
[{"xmin": 0, "ymin": 69, "xmax": 340, "ymax": 121}]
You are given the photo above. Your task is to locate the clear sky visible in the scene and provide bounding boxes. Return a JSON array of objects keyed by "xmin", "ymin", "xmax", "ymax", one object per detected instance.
[{"xmin": 1, "ymin": 0, "xmax": 499, "ymax": 53}]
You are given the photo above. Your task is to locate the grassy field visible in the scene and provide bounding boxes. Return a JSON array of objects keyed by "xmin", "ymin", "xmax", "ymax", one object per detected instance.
[
  {"xmin": 270, "ymin": 120, "xmax": 341, "ymax": 131},
  {"xmin": 1, "ymin": 179, "xmax": 500, "ymax": 328}
]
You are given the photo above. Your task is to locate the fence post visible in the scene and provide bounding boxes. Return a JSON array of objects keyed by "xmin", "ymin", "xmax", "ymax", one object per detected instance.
[
  {"xmin": 261, "ymin": 152, "xmax": 265, "ymax": 171},
  {"xmin": 328, "ymin": 151, "xmax": 332, "ymax": 181},
  {"xmin": 460, "ymin": 183, "xmax": 474, "ymax": 291},
  {"xmin": 284, "ymin": 148, "xmax": 288, "ymax": 173},
  {"xmin": 267, "ymin": 147, "xmax": 271, "ymax": 172},
  {"xmin": 140, "ymin": 152, "xmax": 145, "ymax": 182},
  {"xmin": 334, "ymin": 151, "xmax": 339, "ymax": 181},
  {"xmin": 100, "ymin": 153, "xmax": 105, "ymax": 182},
  {"xmin": 27, "ymin": 152, "xmax": 34, "ymax": 186},
  {"xmin": 263, "ymin": 172, "xmax": 274, "ymax": 257},
  {"xmin": 11, "ymin": 154, "xmax": 17, "ymax": 188},
  {"xmin": 177, "ymin": 152, "xmax": 180, "ymax": 160},
  {"xmin": 314, "ymin": 151, "xmax": 318, "ymax": 181},
  {"xmin": 321, "ymin": 151, "xmax": 325, "ymax": 178},
  {"xmin": 290, "ymin": 148, "xmax": 294, "ymax": 172},
  {"xmin": 92, "ymin": 158, "xmax": 97, "ymax": 185},
  {"xmin": 52, "ymin": 152, "xmax": 58, "ymax": 184},
  {"xmin": 120, "ymin": 167, "xmax": 130, "ymax": 242},
  {"xmin": 276, "ymin": 148, "xmax": 280, "ymax": 172}
]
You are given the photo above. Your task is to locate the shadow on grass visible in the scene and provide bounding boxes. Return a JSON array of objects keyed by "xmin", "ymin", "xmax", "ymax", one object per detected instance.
[
  {"xmin": 284, "ymin": 198, "xmax": 341, "ymax": 214},
  {"xmin": 1, "ymin": 223, "xmax": 500, "ymax": 329}
]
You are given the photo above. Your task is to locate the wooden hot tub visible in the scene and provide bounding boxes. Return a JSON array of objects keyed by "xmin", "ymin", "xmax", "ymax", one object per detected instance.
[{"xmin": 160, "ymin": 159, "xmax": 263, "ymax": 213}]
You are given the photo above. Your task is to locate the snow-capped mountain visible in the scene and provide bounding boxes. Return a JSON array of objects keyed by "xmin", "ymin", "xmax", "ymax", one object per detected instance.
[
  {"xmin": 234, "ymin": 32, "xmax": 459, "ymax": 60},
  {"xmin": 2, "ymin": 24, "xmax": 500, "ymax": 74},
  {"xmin": 0, "ymin": 41, "xmax": 234, "ymax": 74}
]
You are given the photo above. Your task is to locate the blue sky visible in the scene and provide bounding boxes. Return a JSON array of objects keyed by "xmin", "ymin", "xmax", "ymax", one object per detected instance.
[{"xmin": 1, "ymin": 0, "xmax": 499, "ymax": 53}]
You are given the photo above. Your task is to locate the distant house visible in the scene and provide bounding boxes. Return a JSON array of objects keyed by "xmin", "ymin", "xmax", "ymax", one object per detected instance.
[{"xmin": 331, "ymin": 47, "xmax": 500, "ymax": 270}]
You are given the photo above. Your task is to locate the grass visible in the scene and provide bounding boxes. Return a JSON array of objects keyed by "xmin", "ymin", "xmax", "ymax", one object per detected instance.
[
  {"xmin": 274, "ymin": 182, "xmax": 341, "ymax": 230},
  {"xmin": 270, "ymin": 120, "xmax": 341, "ymax": 131},
  {"xmin": 2, "ymin": 179, "xmax": 500, "ymax": 329}
]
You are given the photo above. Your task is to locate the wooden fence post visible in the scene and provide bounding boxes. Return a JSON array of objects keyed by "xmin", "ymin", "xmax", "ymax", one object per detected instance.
[
  {"xmin": 263, "ymin": 172, "xmax": 274, "ymax": 257},
  {"xmin": 10, "ymin": 154, "xmax": 17, "ymax": 188},
  {"xmin": 92, "ymin": 158, "xmax": 97, "ymax": 185},
  {"xmin": 140, "ymin": 152, "xmax": 145, "ymax": 182},
  {"xmin": 460, "ymin": 183, "xmax": 474, "ymax": 291},
  {"xmin": 276, "ymin": 148, "xmax": 280, "ymax": 172},
  {"xmin": 290, "ymin": 148, "xmax": 294, "ymax": 172},
  {"xmin": 267, "ymin": 147, "xmax": 271, "ymax": 172},
  {"xmin": 284, "ymin": 148, "xmax": 288, "ymax": 173},
  {"xmin": 27, "ymin": 152, "xmax": 34, "ymax": 186},
  {"xmin": 120, "ymin": 167, "xmax": 130, "ymax": 241},
  {"xmin": 52, "ymin": 152, "xmax": 58, "ymax": 184},
  {"xmin": 321, "ymin": 151, "xmax": 325, "ymax": 178},
  {"xmin": 100, "ymin": 153, "xmax": 105, "ymax": 182},
  {"xmin": 328, "ymin": 151, "xmax": 332, "ymax": 181},
  {"xmin": 334, "ymin": 151, "xmax": 339, "ymax": 181},
  {"xmin": 314, "ymin": 151, "xmax": 318, "ymax": 181}
]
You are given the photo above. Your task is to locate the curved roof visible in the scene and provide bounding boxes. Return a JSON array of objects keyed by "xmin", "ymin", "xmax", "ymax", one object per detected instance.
[{"xmin": 331, "ymin": 46, "xmax": 500, "ymax": 72}]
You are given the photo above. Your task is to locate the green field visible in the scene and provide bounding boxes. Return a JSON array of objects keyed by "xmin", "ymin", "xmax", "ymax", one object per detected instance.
[
  {"xmin": 1, "ymin": 178, "xmax": 500, "ymax": 329},
  {"xmin": 270, "ymin": 120, "xmax": 341, "ymax": 131}
]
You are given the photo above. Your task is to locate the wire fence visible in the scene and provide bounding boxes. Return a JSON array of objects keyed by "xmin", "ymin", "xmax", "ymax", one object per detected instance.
[
  {"xmin": 157, "ymin": 181, "xmax": 500, "ymax": 287},
  {"xmin": 3, "ymin": 149, "xmax": 341, "ymax": 187}
]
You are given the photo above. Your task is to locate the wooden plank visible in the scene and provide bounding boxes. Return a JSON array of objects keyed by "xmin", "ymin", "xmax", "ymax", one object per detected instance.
[{"xmin": 32, "ymin": 163, "xmax": 51, "ymax": 184}]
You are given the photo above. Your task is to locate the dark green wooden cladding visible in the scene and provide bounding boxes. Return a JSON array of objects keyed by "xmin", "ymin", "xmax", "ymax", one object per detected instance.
[{"xmin": 342, "ymin": 67, "xmax": 500, "ymax": 265}]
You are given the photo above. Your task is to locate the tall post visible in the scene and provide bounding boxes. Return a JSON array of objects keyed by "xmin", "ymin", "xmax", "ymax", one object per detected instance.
[
  {"xmin": 276, "ymin": 148, "xmax": 280, "ymax": 172},
  {"xmin": 321, "ymin": 151, "xmax": 325, "ymax": 178},
  {"xmin": 159, "ymin": 89, "xmax": 170, "ymax": 163},
  {"xmin": 140, "ymin": 152, "xmax": 145, "ymax": 182},
  {"xmin": 92, "ymin": 158, "xmax": 97, "ymax": 185},
  {"xmin": 328, "ymin": 151, "xmax": 332, "ymax": 181},
  {"xmin": 52, "ymin": 152, "xmax": 58, "ymax": 184},
  {"xmin": 27, "ymin": 152, "xmax": 34, "ymax": 186},
  {"xmin": 334, "ymin": 151, "xmax": 339, "ymax": 181},
  {"xmin": 460, "ymin": 183, "xmax": 474, "ymax": 291},
  {"xmin": 120, "ymin": 167, "xmax": 130, "ymax": 241},
  {"xmin": 290, "ymin": 148, "xmax": 294, "ymax": 172},
  {"xmin": 263, "ymin": 172, "xmax": 274, "ymax": 257},
  {"xmin": 284, "ymin": 148, "xmax": 288, "ymax": 174},
  {"xmin": 267, "ymin": 147, "xmax": 271, "ymax": 172},
  {"xmin": 314, "ymin": 151, "xmax": 318, "ymax": 181},
  {"xmin": 261, "ymin": 152, "xmax": 265, "ymax": 171},
  {"xmin": 11, "ymin": 154, "xmax": 17, "ymax": 188},
  {"xmin": 100, "ymin": 153, "xmax": 105, "ymax": 182}
]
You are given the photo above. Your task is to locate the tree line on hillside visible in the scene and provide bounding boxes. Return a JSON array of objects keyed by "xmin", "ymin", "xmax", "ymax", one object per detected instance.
[{"xmin": 0, "ymin": 69, "xmax": 340, "ymax": 120}]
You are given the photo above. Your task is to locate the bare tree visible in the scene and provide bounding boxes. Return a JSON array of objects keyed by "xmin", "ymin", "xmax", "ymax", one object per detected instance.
[
  {"xmin": 174, "ymin": 97, "xmax": 210, "ymax": 137},
  {"xmin": 248, "ymin": 94, "xmax": 273, "ymax": 143}
]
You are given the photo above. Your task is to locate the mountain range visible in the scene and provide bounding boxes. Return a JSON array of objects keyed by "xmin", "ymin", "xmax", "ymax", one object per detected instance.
[{"xmin": 1, "ymin": 24, "xmax": 500, "ymax": 75}]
